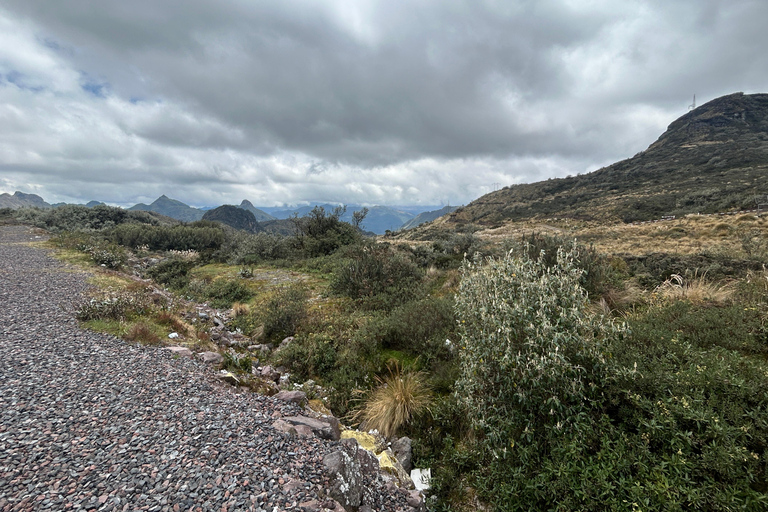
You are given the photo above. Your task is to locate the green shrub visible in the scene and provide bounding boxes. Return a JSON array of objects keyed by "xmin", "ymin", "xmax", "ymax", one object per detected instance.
[
  {"xmin": 455, "ymin": 243, "xmax": 623, "ymax": 445},
  {"xmin": 203, "ymin": 279, "xmax": 254, "ymax": 309},
  {"xmin": 432, "ymin": 245, "xmax": 768, "ymax": 510},
  {"xmin": 110, "ymin": 223, "xmax": 226, "ymax": 252},
  {"xmin": 222, "ymin": 351, "xmax": 253, "ymax": 374},
  {"xmin": 262, "ymin": 283, "xmax": 308, "ymax": 341},
  {"xmin": 84, "ymin": 240, "xmax": 127, "ymax": 269},
  {"xmin": 75, "ymin": 290, "xmax": 154, "ymax": 321},
  {"xmin": 446, "ymin": 244, "xmax": 627, "ymax": 509},
  {"xmin": 147, "ymin": 258, "xmax": 195, "ymax": 290},
  {"xmin": 353, "ymin": 297, "xmax": 455, "ymax": 364},
  {"xmin": 292, "ymin": 206, "xmax": 362, "ymax": 257},
  {"xmin": 16, "ymin": 204, "xmax": 161, "ymax": 232},
  {"xmin": 331, "ymin": 244, "xmax": 424, "ymax": 309}
]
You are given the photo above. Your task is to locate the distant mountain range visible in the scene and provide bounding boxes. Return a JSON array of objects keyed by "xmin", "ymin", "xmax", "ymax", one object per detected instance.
[{"xmin": 0, "ymin": 190, "xmax": 453, "ymax": 234}]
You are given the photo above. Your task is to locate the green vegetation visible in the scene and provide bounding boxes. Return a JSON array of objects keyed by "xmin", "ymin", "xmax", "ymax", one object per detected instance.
[{"xmin": 19, "ymin": 194, "xmax": 768, "ymax": 510}]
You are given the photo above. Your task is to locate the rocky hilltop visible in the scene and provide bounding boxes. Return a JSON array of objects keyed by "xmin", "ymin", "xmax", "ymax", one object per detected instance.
[
  {"xmin": 437, "ymin": 92, "xmax": 768, "ymax": 229},
  {"xmin": 0, "ymin": 191, "xmax": 51, "ymax": 209}
]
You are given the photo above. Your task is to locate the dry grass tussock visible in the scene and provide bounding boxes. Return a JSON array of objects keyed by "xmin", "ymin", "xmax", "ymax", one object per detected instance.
[
  {"xmin": 352, "ymin": 364, "xmax": 432, "ymax": 439},
  {"xmin": 231, "ymin": 302, "xmax": 250, "ymax": 317},
  {"xmin": 654, "ymin": 273, "xmax": 734, "ymax": 304}
]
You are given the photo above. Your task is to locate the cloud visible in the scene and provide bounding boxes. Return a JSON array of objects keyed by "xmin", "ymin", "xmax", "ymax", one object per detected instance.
[{"xmin": 1, "ymin": 1, "xmax": 768, "ymax": 207}]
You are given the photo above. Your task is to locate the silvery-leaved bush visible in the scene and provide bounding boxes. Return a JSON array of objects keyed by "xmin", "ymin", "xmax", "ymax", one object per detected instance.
[{"xmin": 455, "ymin": 243, "xmax": 626, "ymax": 448}]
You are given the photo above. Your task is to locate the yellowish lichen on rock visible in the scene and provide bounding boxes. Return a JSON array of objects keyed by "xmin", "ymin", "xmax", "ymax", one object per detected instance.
[{"xmin": 341, "ymin": 430, "xmax": 379, "ymax": 452}]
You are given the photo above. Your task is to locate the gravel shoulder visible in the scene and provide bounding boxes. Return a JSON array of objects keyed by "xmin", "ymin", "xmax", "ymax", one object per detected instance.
[{"xmin": 0, "ymin": 225, "xmax": 409, "ymax": 512}]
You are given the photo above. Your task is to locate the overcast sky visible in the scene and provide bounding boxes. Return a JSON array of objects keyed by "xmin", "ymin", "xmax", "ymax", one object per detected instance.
[{"xmin": 1, "ymin": 0, "xmax": 766, "ymax": 208}]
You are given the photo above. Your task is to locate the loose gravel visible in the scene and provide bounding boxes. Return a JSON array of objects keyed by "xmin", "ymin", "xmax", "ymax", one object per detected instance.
[{"xmin": 0, "ymin": 226, "xmax": 411, "ymax": 512}]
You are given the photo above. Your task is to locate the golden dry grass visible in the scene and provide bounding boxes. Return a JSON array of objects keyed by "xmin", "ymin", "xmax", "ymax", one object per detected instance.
[
  {"xmin": 466, "ymin": 213, "xmax": 768, "ymax": 258},
  {"xmin": 654, "ymin": 273, "xmax": 735, "ymax": 305},
  {"xmin": 353, "ymin": 364, "xmax": 432, "ymax": 438}
]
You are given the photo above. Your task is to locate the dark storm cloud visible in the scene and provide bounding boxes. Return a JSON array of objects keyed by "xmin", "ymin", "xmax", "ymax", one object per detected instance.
[{"xmin": 2, "ymin": 1, "xmax": 768, "ymax": 206}]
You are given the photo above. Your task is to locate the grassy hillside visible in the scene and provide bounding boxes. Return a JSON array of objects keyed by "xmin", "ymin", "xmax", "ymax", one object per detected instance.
[{"xmin": 425, "ymin": 92, "xmax": 768, "ymax": 231}]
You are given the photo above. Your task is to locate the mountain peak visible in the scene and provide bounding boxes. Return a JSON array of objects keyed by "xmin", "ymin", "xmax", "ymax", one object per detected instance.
[{"xmin": 429, "ymin": 91, "xmax": 768, "ymax": 229}]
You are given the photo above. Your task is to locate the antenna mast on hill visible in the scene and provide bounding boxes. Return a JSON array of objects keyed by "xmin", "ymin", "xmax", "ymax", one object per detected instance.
[{"xmin": 688, "ymin": 94, "xmax": 696, "ymax": 111}]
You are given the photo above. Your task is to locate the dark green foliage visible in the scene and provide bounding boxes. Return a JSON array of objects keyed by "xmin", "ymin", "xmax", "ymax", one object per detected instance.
[
  {"xmin": 110, "ymin": 223, "xmax": 226, "ymax": 251},
  {"xmin": 146, "ymin": 259, "xmax": 195, "ymax": 290},
  {"xmin": 625, "ymin": 252, "xmax": 764, "ymax": 288},
  {"xmin": 429, "ymin": 249, "xmax": 768, "ymax": 510},
  {"xmin": 16, "ymin": 204, "xmax": 162, "ymax": 232},
  {"xmin": 226, "ymin": 232, "xmax": 297, "ymax": 263},
  {"xmin": 331, "ymin": 243, "xmax": 424, "ymax": 309},
  {"xmin": 628, "ymin": 300, "xmax": 768, "ymax": 356},
  {"xmin": 515, "ymin": 232, "xmax": 617, "ymax": 298},
  {"xmin": 355, "ymin": 297, "xmax": 455, "ymax": 360},
  {"xmin": 262, "ymin": 283, "xmax": 308, "ymax": 341},
  {"xmin": 202, "ymin": 279, "xmax": 254, "ymax": 309},
  {"xmin": 222, "ymin": 352, "xmax": 253, "ymax": 374},
  {"xmin": 292, "ymin": 206, "xmax": 361, "ymax": 257},
  {"xmin": 51, "ymin": 231, "xmax": 127, "ymax": 269}
]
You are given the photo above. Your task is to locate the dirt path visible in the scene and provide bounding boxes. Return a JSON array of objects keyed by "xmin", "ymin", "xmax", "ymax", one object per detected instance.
[{"xmin": 0, "ymin": 225, "xmax": 409, "ymax": 512}]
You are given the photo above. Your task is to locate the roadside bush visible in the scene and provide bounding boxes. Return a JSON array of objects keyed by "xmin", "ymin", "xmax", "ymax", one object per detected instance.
[
  {"xmin": 16, "ymin": 205, "xmax": 161, "ymax": 232},
  {"xmin": 146, "ymin": 259, "xmax": 195, "ymax": 290},
  {"xmin": 222, "ymin": 351, "xmax": 253, "ymax": 374},
  {"xmin": 110, "ymin": 223, "xmax": 226, "ymax": 252},
  {"xmin": 227, "ymin": 231, "xmax": 296, "ymax": 263},
  {"xmin": 354, "ymin": 297, "xmax": 455, "ymax": 363},
  {"xmin": 444, "ymin": 244, "xmax": 627, "ymax": 509},
  {"xmin": 84, "ymin": 239, "xmax": 128, "ymax": 269},
  {"xmin": 432, "ymin": 245, "xmax": 768, "ymax": 510},
  {"xmin": 515, "ymin": 232, "xmax": 615, "ymax": 298},
  {"xmin": 262, "ymin": 283, "xmax": 308, "ymax": 341},
  {"xmin": 331, "ymin": 244, "xmax": 424, "ymax": 309},
  {"xmin": 203, "ymin": 279, "xmax": 254, "ymax": 309},
  {"xmin": 455, "ymin": 243, "xmax": 623, "ymax": 447},
  {"xmin": 75, "ymin": 290, "xmax": 154, "ymax": 321}
]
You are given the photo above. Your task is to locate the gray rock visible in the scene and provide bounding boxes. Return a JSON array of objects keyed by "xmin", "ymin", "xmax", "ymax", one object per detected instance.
[
  {"xmin": 259, "ymin": 365, "xmax": 281, "ymax": 383},
  {"xmin": 282, "ymin": 415, "xmax": 341, "ymax": 441},
  {"xmin": 272, "ymin": 419, "xmax": 298, "ymax": 436},
  {"xmin": 323, "ymin": 445, "xmax": 362, "ymax": 511},
  {"xmin": 278, "ymin": 336, "xmax": 294, "ymax": 350},
  {"xmin": 406, "ymin": 490, "xmax": 426, "ymax": 512},
  {"xmin": 273, "ymin": 390, "xmax": 308, "ymax": 407},
  {"xmin": 392, "ymin": 436, "xmax": 413, "ymax": 472},
  {"xmin": 162, "ymin": 346, "xmax": 192, "ymax": 358},
  {"xmin": 217, "ymin": 370, "xmax": 240, "ymax": 386},
  {"xmin": 198, "ymin": 351, "xmax": 223, "ymax": 365}
]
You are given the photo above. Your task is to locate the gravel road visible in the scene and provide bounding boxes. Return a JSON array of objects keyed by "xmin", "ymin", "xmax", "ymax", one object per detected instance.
[{"xmin": 0, "ymin": 225, "xmax": 410, "ymax": 512}]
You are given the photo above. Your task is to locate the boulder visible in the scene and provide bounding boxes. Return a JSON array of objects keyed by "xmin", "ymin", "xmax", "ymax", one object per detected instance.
[
  {"xmin": 259, "ymin": 365, "xmax": 281, "ymax": 383},
  {"xmin": 163, "ymin": 346, "xmax": 192, "ymax": 358},
  {"xmin": 278, "ymin": 336, "xmax": 294, "ymax": 350},
  {"xmin": 377, "ymin": 449, "xmax": 414, "ymax": 489},
  {"xmin": 283, "ymin": 415, "xmax": 341, "ymax": 441},
  {"xmin": 406, "ymin": 490, "xmax": 426, "ymax": 512},
  {"xmin": 391, "ymin": 436, "xmax": 413, "ymax": 472},
  {"xmin": 323, "ymin": 445, "xmax": 363, "ymax": 511},
  {"xmin": 274, "ymin": 390, "xmax": 308, "ymax": 407},
  {"xmin": 198, "ymin": 351, "xmax": 223, "ymax": 365}
]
